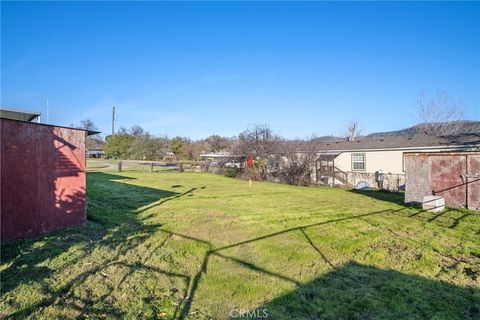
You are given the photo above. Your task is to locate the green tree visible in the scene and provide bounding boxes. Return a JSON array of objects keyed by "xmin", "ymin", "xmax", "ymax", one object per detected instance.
[
  {"xmin": 104, "ymin": 134, "xmax": 135, "ymax": 159},
  {"xmin": 170, "ymin": 136, "xmax": 184, "ymax": 160},
  {"xmin": 129, "ymin": 134, "xmax": 164, "ymax": 160}
]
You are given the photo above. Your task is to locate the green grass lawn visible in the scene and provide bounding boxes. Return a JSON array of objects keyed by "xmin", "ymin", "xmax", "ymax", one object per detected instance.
[{"xmin": 1, "ymin": 171, "xmax": 479, "ymax": 319}]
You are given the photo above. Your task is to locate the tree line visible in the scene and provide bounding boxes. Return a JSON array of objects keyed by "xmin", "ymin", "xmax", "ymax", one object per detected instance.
[
  {"xmin": 75, "ymin": 121, "xmax": 331, "ymax": 185},
  {"xmin": 74, "ymin": 91, "xmax": 469, "ymax": 185},
  {"xmin": 77, "ymin": 120, "xmax": 236, "ymax": 161}
]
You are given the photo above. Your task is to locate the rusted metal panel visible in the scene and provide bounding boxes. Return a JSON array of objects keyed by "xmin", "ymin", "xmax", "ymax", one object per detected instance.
[
  {"xmin": 1, "ymin": 118, "xmax": 87, "ymax": 241},
  {"xmin": 430, "ymin": 156, "xmax": 466, "ymax": 208},
  {"xmin": 405, "ymin": 153, "xmax": 431, "ymax": 204},
  {"xmin": 467, "ymin": 155, "xmax": 480, "ymax": 210},
  {"xmin": 405, "ymin": 152, "xmax": 480, "ymax": 210}
]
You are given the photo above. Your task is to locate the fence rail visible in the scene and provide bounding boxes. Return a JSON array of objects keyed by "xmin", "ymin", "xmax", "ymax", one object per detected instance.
[{"xmin": 86, "ymin": 159, "xmax": 181, "ymax": 172}]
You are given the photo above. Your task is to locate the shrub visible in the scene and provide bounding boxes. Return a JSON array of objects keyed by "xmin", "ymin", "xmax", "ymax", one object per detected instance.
[{"xmin": 225, "ymin": 167, "xmax": 240, "ymax": 178}]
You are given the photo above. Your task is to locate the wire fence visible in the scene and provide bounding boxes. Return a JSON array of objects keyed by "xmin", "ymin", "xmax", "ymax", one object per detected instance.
[{"xmin": 86, "ymin": 159, "xmax": 179, "ymax": 172}]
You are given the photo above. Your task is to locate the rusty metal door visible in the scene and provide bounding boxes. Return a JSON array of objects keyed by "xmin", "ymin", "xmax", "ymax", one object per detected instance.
[{"xmin": 430, "ymin": 154, "xmax": 480, "ymax": 210}]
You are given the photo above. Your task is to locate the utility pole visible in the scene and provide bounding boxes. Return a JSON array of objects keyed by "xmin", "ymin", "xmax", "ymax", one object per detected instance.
[{"xmin": 112, "ymin": 106, "xmax": 116, "ymax": 136}]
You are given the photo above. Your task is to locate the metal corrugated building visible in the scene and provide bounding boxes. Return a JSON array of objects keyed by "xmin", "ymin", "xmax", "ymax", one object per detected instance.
[
  {"xmin": 405, "ymin": 152, "xmax": 480, "ymax": 210},
  {"xmin": 1, "ymin": 110, "xmax": 99, "ymax": 241}
]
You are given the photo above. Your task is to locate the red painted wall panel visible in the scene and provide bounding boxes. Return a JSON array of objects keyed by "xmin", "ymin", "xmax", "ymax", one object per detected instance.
[
  {"xmin": 1, "ymin": 118, "xmax": 87, "ymax": 241},
  {"xmin": 1, "ymin": 120, "xmax": 38, "ymax": 239}
]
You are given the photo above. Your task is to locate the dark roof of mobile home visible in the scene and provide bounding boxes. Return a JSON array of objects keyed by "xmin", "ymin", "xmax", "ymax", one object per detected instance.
[{"xmin": 316, "ymin": 133, "xmax": 480, "ymax": 152}]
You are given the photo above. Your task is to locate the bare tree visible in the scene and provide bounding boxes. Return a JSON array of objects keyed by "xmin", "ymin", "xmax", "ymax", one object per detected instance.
[
  {"xmin": 234, "ymin": 124, "xmax": 280, "ymax": 158},
  {"xmin": 129, "ymin": 125, "xmax": 145, "ymax": 137},
  {"xmin": 205, "ymin": 135, "xmax": 231, "ymax": 153},
  {"xmin": 157, "ymin": 135, "xmax": 171, "ymax": 160},
  {"xmin": 346, "ymin": 120, "xmax": 362, "ymax": 141},
  {"xmin": 268, "ymin": 138, "xmax": 320, "ymax": 186},
  {"xmin": 79, "ymin": 119, "xmax": 98, "ymax": 131},
  {"xmin": 185, "ymin": 139, "xmax": 208, "ymax": 161},
  {"xmin": 416, "ymin": 91, "xmax": 464, "ymax": 135},
  {"xmin": 117, "ymin": 126, "xmax": 129, "ymax": 134},
  {"xmin": 76, "ymin": 119, "xmax": 104, "ymax": 150},
  {"xmin": 231, "ymin": 124, "xmax": 282, "ymax": 180}
]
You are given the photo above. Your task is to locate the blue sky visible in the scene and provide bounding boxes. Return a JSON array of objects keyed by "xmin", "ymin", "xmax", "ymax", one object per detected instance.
[{"xmin": 1, "ymin": 1, "xmax": 479, "ymax": 139}]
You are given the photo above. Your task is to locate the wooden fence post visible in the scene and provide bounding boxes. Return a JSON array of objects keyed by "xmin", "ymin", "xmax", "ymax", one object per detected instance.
[
  {"xmin": 118, "ymin": 160, "xmax": 122, "ymax": 172},
  {"xmin": 150, "ymin": 162, "xmax": 153, "ymax": 173}
]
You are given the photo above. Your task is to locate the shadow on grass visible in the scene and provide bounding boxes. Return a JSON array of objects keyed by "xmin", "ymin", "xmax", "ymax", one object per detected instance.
[
  {"xmin": 2, "ymin": 174, "xmax": 478, "ymax": 319},
  {"xmin": 349, "ymin": 189, "xmax": 406, "ymax": 205},
  {"xmin": 257, "ymin": 261, "xmax": 479, "ymax": 320},
  {"xmin": 170, "ymin": 205, "xmax": 478, "ymax": 319},
  {"xmin": 0, "ymin": 172, "xmax": 191, "ymax": 319},
  {"xmin": 349, "ymin": 189, "xmax": 479, "ymax": 231}
]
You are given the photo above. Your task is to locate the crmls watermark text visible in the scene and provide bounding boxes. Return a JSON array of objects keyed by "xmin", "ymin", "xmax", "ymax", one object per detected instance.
[{"xmin": 229, "ymin": 308, "xmax": 269, "ymax": 318}]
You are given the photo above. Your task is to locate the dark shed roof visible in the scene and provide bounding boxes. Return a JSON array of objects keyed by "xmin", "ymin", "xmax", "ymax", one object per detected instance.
[
  {"xmin": 316, "ymin": 133, "xmax": 480, "ymax": 152},
  {"xmin": 0, "ymin": 117, "xmax": 100, "ymax": 136},
  {"xmin": 0, "ymin": 107, "xmax": 41, "ymax": 122}
]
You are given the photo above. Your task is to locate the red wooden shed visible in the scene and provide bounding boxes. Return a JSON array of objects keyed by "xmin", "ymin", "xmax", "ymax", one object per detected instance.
[{"xmin": 1, "ymin": 110, "xmax": 99, "ymax": 241}]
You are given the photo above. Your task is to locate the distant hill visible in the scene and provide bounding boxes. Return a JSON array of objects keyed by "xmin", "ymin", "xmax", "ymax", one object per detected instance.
[
  {"xmin": 313, "ymin": 121, "xmax": 480, "ymax": 142},
  {"xmin": 313, "ymin": 135, "xmax": 344, "ymax": 141},
  {"xmin": 366, "ymin": 121, "xmax": 480, "ymax": 138}
]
